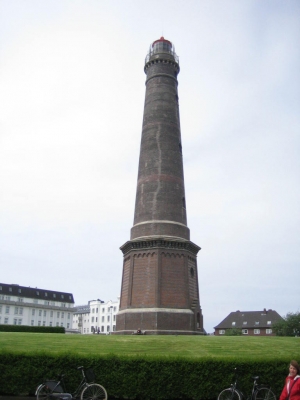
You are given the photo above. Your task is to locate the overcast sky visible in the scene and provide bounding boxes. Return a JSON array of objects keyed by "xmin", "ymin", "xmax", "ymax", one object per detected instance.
[{"xmin": 1, "ymin": 0, "xmax": 299, "ymax": 334}]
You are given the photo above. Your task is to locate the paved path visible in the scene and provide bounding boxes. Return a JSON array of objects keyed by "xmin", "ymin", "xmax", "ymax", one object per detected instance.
[
  {"xmin": 0, "ymin": 397, "xmax": 35, "ymax": 399},
  {"xmin": 0, "ymin": 397, "xmax": 37, "ymax": 399}
]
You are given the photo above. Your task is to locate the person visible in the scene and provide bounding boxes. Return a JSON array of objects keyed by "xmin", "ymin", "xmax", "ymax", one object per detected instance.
[
  {"xmin": 279, "ymin": 360, "xmax": 300, "ymax": 400},
  {"xmin": 137, "ymin": 328, "xmax": 142, "ymax": 335}
]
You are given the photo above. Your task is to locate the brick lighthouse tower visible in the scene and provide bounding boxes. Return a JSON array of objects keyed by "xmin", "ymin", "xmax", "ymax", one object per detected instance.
[{"xmin": 115, "ymin": 37, "xmax": 204, "ymax": 335}]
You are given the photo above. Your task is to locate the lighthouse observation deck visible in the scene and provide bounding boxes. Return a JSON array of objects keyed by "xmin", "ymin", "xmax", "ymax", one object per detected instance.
[{"xmin": 145, "ymin": 36, "xmax": 179, "ymax": 65}]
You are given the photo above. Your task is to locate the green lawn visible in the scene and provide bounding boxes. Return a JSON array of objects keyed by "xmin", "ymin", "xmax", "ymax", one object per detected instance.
[{"xmin": 0, "ymin": 332, "xmax": 299, "ymax": 360}]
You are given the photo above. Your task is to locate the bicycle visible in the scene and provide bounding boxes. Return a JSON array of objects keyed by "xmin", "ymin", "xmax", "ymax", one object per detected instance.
[
  {"xmin": 35, "ymin": 365, "xmax": 107, "ymax": 400},
  {"xmin": 217, "ymin": 368, "xmax": 276, "ymax": 400}
]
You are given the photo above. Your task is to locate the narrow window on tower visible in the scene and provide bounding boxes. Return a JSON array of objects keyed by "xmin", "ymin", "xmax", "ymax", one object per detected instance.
[
  {"xmin": 182, "ymin": 197, "xmax": 186, "ymax": 208},
  {"xmin": 179, "ymin": 143, "xmax": 182, "ymax": 154}
]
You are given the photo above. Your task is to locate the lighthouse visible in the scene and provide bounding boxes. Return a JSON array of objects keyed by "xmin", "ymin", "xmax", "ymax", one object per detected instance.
[{"xmin": 115, "ymin": 37, "xmax": 204, "ymax": 334}]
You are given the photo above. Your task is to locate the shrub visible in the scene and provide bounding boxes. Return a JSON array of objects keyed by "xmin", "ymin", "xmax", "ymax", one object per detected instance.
[
  {"xmin": 0, "ymin": 325, "xmax": 65, "ymax": 333},
  {"xmin": 0, "ymin": 352, "xmax": 291, "ymax": 399},
  {"xmin": 225, "ymin": 328, "xmax": 242, "ymax": 336}
]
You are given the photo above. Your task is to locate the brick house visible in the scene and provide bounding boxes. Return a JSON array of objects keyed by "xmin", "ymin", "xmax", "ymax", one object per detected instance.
[{"xmin": 214, "ymin": 309, "xmax": 283, "ymax": 336}]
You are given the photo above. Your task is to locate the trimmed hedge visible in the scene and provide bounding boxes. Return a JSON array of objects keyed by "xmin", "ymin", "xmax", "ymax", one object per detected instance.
[
  {"xmin": 0, "ymin": 325, "xmax": 65, "ymax": 333},
  {"xmin": 0, "ymin": 352, "xmax": 291, "ymax": 399}
]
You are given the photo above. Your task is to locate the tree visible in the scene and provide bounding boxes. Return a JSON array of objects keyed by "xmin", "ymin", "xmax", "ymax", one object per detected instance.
[{"xmin": 273, "ymin": 312, "xmax": 300, "ymax": 336}]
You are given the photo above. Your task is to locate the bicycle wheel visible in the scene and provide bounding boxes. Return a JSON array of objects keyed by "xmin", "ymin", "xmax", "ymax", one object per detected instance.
[
  {"xmin": 80, "ymin": 383, "xmax": 107, "ymax": 400},
  {"xmin": 36, "ymin": 384, "xmax": 51, "ymax": 400},
  {"xmin": 218, "ymin": 388, "xmax": 242, "ymax": 400},
  {"xmin": 254, "ymin": 387, "xmax": 276, "ymax": 400}
]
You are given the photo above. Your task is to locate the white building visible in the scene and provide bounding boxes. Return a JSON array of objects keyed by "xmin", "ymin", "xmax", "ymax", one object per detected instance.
[
  {"xmin": 0, "ymin": 283, "xmax": 75, "ymax": 329},
  {"xmin": 72, "ymin": 303, "xmax": 91, "ymax": 334},
  {"xmin": 73, "ymin": 298, "xmax": 120, "ymax": 334}
]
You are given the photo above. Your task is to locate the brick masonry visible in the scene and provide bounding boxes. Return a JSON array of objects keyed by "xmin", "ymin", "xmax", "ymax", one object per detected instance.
[
  {"xmin": 115, "ymin": 239, "xmax": 204, "ymax": 334},
  {"xmin": 115, "ymin": 38, "xmax": 204, "ymax": 334}
]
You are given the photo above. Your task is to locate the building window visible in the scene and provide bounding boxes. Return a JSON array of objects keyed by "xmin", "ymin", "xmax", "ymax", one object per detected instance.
[
  {"xmin": 232, "ymin": 322, "xmax": 236, "ymax": 326},
  {"xmin": 107, "ymin": 326, "xmax": 110, "ymax": 332},
  {"xmin": 18, "ymin": 297, "xmax": 23, "ymax": 302},
  {"xmin": 92, "ymin": 317, "xmax": 94, "ymax": 323},
  {"xmin": 9, "ymin": 287, "xmax": 12, "ymax": 292},
  {"xmin": 32, "ymin": 309, "xmax": 35, "ymax": 316},
  {"xmin": 254, "ymin": 329, "xmax": 260, "ymax": 335},
  {"xmin": 19, "ymin": 307, "xmax": 23, "ymax": 315},
  {"xmin": 255, "ymin": 321, "xmax": 259, "ymax": 325},
  {"xmin": 219, "ymin": 330, "xmax": 225, "ymax": 334},
  {"xmin": 266, "ymin": 329, "xmax": 272, "ymax": 334},
  {"xmin": 43, "ymin": 310, "xmax": 46, "ymax": 317},
  {"xmin": 101, "ymin": 316, "xmax": 104, "ymax": 322},
  {"xmin": 50, "ymin": 311, "xmax": 53, "ymax": 317},
  {"xmin": 45, "ymin": 293, "xmax": 48, "ymax": 297},
  {"xmin": 33, "ymin": 299, "xmax": 38, "ymax": 304},
  {"xmin": 68, "ymin": 313, "xmax": 70, "ymax": 319},
  {"xmin": 0, "ymin": 305, "xmax": 2, "ymax": 313},
  {"xmin": 39, "ymin": 310, "xmax": 42, "ymax": 316},
  {"xmin": 4, "ymin": 317, "xmax": 9, "ymax": 324},
  {"xmin": 43, "ymin": 321, "xmax": 46, "ymax": 326},
  {"xmin": 61, "ymin": 303, "xmax": 66, "ymax": 307},
  {"xmin": 67, "ymin": 323, "xmax": 70, "ymax": 328},
  {"xmin": 243, "ymin": 321, "xmax": 247, "ymax": 325},
  {"xmin": 107, "ymin": 316, "xmax": 110, "ymax": 322},
  {"xmin": 5, "ymin": 296, "xmax": 11, "ymax": 300},
  {"xmin": 114, "ymin": 307, "xmax": 116, "ymax": 312},
  {"xmin": 36, "ymin": 291, "xmax": 39, "ymax": 295},
  {"xmin": 5, "ymin": 306, "xmax": 10, "ymax": 314},
  {"xmin": 267, "ymin": 321, "xmax": 271, "ymax": 325},
  {"xmin": 101, "ymin": 326, "xmax": 104, "ymax": 332},
  {"xmin": 113, "ymin": 315, "xmax": 116, "ymax": 321},
  {"xmin": 14, "ymin": 307, "xmax": 19, "ymax": 314},
  {"xmin": 242, "ymin": 329, "xmax": 248, "ymax": 334},
  {"xmin": 14, "ymin": 318, "xmax": 18, "ymax": 325},
  {"xmin": 31, "ymin": 320, "xmax": 34, "ymax": 326},
  {"xmin": 61, "ymin": 312, "xmax": 64, "ymax": 318},
  {"xmin": 102, "ymin": 308, "xmax": 105, "ymax": 313},
  {"xmin": 38, "ymin": 321, "xmax": 41, "ymax": 326},
  {"xmin": 57, "ymin": 312, "xmax": 60, "ymax": 318},
  {"xmin": 49, "ymin": 322, "xmax": 52, "ymax": 327}
]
